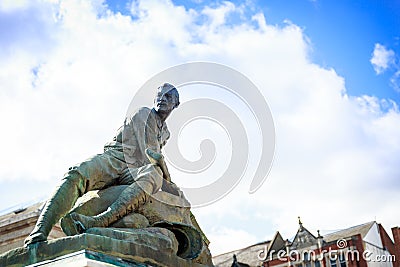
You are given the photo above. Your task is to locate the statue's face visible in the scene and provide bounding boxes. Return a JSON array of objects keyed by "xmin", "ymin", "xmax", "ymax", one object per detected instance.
[{"xmin": 154, "ymin": 89, "xmax": 179, "ymax": 114}]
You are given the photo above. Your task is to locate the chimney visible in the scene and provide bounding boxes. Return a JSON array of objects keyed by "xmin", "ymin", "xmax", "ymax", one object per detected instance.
[
  {"xmin": 391, "ymin": 227, "xmax": 400, "ymax": 266},
  {"xmin": 317, "ymin": 230, "xmax": 323, "ymax": 249},
  {"xmin": 392, "ymin": 227, "xmax": 400, "ymax": 248}
]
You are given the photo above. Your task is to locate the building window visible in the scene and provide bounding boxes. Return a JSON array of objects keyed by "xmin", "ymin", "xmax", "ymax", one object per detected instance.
[
  {"xmin": 339, "ymin": 253, "xmax": 347, "ymax": 267},
  {"xmin": 314, "ymin": 260, "xmax": 321, "ymax": 267},
  {"xmin": 303, "ymin": 251, "xmax": 311, "ymax": 267},
  {"xmin": 303, "ymin": 252, "xmax": 311, "ymax": 262},
  {"xmin": 330, "ymin": 259, "xmax": 337, "ymax": 267}
]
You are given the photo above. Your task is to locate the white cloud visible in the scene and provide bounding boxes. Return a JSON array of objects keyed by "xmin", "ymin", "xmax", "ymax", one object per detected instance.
[
  {"xmin": 0, "ymin": 0, "xmax": 399, "ymax": 257},
  {"xmin": 208, "ymin": 227, "xmax": 258, "ymax": 256},
  {"xmin": 370, "ymin": 43, "xmax": 395, "ymax": 74},
  {"xmin": 390, "ymin": 70, "xmax": 400, "ymax": 92},
  {"xmin": 0, "ymin": 0, "xmax": 30, "ymax": 11},
  {"xmin": 201, "ymin": 1, "xmax": 236, "ymax": 29},
  {"xmin": 370, "ymin": 44, "xmax": 400, "ymax": 92}
]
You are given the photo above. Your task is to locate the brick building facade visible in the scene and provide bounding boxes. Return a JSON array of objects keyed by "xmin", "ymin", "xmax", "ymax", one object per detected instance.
[{"xmin": 213, "ymin": 220, "xmax": 400, "ymax": 267}]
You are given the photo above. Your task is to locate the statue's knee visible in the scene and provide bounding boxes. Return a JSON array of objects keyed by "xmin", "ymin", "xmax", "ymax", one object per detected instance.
[
  {"xmin": 147, "ymin": 163, "xmax": 163, "ymax": 176},
  {"xmin": 137, "ymin": 164, "xmax": 161, "ymax": 176},
  {"xmin": 147, "ymin": 165, "xmax": 163, "ymax": 191}
]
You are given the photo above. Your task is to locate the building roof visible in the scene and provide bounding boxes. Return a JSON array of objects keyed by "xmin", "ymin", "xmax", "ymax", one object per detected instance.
[
  {"xmin": 213, "ymin": 241, "xmax": 270, "ymax": 267},
  {"xmin": 0, "ymin": 202, "xmax": 44, "ymax": 229},
  {"xmin": 323, "ymin": 221, "xmax": 375, "ymax": 243}
]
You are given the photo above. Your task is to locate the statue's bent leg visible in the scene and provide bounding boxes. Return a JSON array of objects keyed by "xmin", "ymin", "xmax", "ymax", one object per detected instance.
[
  {"xmin": 70, "ymin": 164, "xmax": 163, "ymax": 232},
  {"xmin": 24, "ymin": 171, "xmax": 86, "ymax": 246}
]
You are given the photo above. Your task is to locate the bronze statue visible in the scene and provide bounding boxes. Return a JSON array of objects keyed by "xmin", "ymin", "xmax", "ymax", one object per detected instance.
[{"xmin": 24, "ymin": 83, "xmax": 180, "ymax": 246}]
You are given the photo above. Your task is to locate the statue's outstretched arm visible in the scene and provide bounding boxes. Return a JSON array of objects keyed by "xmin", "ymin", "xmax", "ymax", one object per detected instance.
[{"xmin": 145, "ymin": 148, "xmax": 171, "ymax": 182}]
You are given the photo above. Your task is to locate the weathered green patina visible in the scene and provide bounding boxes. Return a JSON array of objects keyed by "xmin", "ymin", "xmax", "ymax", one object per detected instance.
[{"xmin": 0, "ymin": 84, "xmax": 214, "ymax": 266}]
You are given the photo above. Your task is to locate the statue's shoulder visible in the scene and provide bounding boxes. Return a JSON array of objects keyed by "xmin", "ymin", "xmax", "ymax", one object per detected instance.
[
  {"xmin": 137, "ymin": 106, "xmax": 152, "ymax": 113},
  {"xmin": 125, "ymin": 107, "xmax": 160, "ymax": 130},
  {"xmin": 133, "ymin": 106, "xmax": 151, "ymax": 116},
  {"xmin": 127, "ymin": 107, "xmax": 152, "ymax": 122}
]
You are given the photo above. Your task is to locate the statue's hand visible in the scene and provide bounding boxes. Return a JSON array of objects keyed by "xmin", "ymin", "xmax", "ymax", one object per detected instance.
[
  {"xmin": 145, "ymin": 148, "xmax": 163, "ymax": 162},
  {"xmin": 146, "ymin": 148, "xmax": 171, "ymax": 182},
  {"xmin": 161, "ymin": 180, "xmax": 182, "ymax": 197}
]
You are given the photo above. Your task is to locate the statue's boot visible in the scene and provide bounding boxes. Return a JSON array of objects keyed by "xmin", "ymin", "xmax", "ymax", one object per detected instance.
[
  {"xmin": 24, "ymin": 172, "xmax": 85, "ymax": 246},
  {"xmin": 70, "ymin": 181, "xmax": 152, "ymax": 233}
]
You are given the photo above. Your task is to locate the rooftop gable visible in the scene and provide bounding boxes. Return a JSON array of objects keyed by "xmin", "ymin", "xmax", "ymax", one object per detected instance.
[
  {"xmin": 289, "ymin": 218, "xmax": 318, "ymax": 250},
  {"xmin": 323, "ymin": 221, "xmax": 375, "ymax": 243}
]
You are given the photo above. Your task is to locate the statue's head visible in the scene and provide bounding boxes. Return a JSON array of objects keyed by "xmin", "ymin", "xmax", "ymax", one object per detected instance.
[{"xmin": 154, "ymin": 83, "xmax": 180, "ymax": 116}]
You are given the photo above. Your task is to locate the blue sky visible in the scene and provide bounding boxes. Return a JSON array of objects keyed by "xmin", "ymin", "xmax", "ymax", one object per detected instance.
[
  {"xmin": 262, "ymin": 0, "xmax": 400, "ymax": 99},
  {"xmin": 0, "ymin": 0, "xmax": 400, "ymax": 257}
]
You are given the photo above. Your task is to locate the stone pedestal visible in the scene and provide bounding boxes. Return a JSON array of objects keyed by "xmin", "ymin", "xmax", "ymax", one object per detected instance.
[
  {"xmin": 27, "ymin": 250, "xmax": 150, "ymax": 266},
  {"xmin": 1, "ymin": 230, "xmax": 209, "ymax": 267},
  {"xmin": 0, "ymin": 188, "xmax": 214, "ymax": 266}
]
